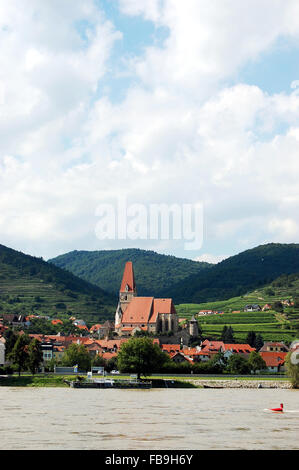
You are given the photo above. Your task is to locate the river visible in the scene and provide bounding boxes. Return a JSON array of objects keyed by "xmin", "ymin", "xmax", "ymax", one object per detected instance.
[{"xmin": 0, "ymin": 387, "xmax": 298, "ymax": 450}]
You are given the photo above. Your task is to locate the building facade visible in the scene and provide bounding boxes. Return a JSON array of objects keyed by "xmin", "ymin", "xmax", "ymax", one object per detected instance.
[{"xmin": 114, "ymin": 261, "xmax": 179, "ymax": 336}]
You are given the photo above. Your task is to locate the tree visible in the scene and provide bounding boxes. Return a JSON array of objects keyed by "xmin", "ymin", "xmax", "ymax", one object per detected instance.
[
  {"xmin": 3, "ymin": 329, "xmax": 19, "ymax": 355},
  {"xmin": 117, "ymin": 337, "xmax": 168, "ymax": 379},
  {"xmin": 285, "ymin": 350, "xmax": 299, "ymax": 389},
  {"xmin": 246, "ymin": 331, "xmax": 256, "ymax": 348},
  {"xmin": 92, "ymin": 355, "xmax": 106, "ymax": 368},
  {"xmin": 221, "ymin": 325, "xmax": 235, "ymax": 343},
  {"xmin": 255, "ymin": 334, "xmax": 264, "ymax": 351},
  {"xmin": 226, "ymin": 354, "xmax": 250, "ymax": 374},
  {"xmin": 62, "ymin": 343, "xmax": 91, "ymax": 371},
  {"xmin": 27, "ymin": 338, "xmax": 43, "ymax": 374},
  {"xmin": 273, "ymin": 301, "xmax": 284, "ymax": 313},
  {"xmin": 247, "ymin": 351, "xmax": 267, "ymax": 374},
  {"xmin": 221, "ymin": 326, "xmax": 228, "ymax": 342},
  {"xmin": 208, "ymin": 350, "xmax": 227, "ymax": 373},
  {"xmin": 9, "ymin": 334, "xmax": 31, "ymax": 376}
]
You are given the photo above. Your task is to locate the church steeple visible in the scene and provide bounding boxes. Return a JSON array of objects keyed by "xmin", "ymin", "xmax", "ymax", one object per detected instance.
[
  {"xmin": 117, "ymin": 261, "xmax": 137, "ymax": 318},
  {"xmin": 120, "ymin": 261, "xmax": 136, "ymax": 294}
]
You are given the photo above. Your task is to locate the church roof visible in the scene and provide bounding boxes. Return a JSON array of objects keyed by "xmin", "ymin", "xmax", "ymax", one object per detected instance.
[
  {"xmin": 121, "ymin": 296, "xmax": 176, "ymax": 324},
  {"xmin": 120, "ymin": 261, "xmax": 136, "ymax": 292},
  {"xmin": 149, "ymin": 298, "xmax": 176, "ymax": 323},
  {"xmin": 121, "ymin": 297, "xmax": 154, "ymax": 324}
]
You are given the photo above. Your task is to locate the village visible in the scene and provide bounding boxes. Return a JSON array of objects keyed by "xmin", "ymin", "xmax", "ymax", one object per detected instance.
[{"xmin": 0, "ymin": 262, "xmax": 297, "ymax": 376}]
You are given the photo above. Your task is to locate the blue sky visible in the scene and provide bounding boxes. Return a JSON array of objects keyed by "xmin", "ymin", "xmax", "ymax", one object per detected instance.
[{"xmin": 0, "ymin": 0, "xmax": 299, "ymax": 263}]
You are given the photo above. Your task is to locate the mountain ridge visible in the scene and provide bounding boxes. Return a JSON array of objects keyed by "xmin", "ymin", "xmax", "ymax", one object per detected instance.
[
  {"xmin": 49, "ymin": 243, "xmax": 299, "ymax": 304},
  {"xmin": 0, "ymin": 244, "xmax": 116, "ymax": 324}
]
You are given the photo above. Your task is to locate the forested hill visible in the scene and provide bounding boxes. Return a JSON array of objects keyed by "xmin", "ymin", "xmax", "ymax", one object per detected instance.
[
  {"xmin": 163, "ymin": 243, "xmax": 299, "ymax": 303},
  {"xmin": 49, "ymin": 248, "xmax": 211, "ymax": 297},
  {"xmin": 0, "ymin": 244, "xmax": 116, "ymax": 323}
]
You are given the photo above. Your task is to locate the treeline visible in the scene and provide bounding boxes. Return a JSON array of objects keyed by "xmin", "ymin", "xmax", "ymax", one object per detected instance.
[
  {"xmin": 49, "ymin": 248, "xmax": 210, "ymax": 296},
  {"xmin": 165, "ymin": 243, "xmax": 299, "ymax": 303}
]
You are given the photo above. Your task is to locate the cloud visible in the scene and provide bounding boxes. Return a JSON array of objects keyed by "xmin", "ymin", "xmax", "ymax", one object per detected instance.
[
  {"xmin": 193, "ymin": 254, "xmax": 230, "ymax": 264},
  {"xmin": 0, "ymin": 1, "xmax": 299, "ymax": 259},
  {"xmin": 119, "ymin": 0, "xmax": 299, "ymax": 94}
]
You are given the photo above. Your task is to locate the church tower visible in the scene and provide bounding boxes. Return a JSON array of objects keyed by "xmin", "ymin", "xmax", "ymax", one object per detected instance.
[
  {"xmin": 188, "ymin": 315, "xmax": 199, "ymax": 337},
  {"xmin": 115, "ymin": 261, "xmax": 137, "ymax": 327}
]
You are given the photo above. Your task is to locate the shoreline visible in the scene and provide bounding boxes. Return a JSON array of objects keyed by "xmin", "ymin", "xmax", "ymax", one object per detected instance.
[
  {"xmin": 184, "ymin": 379, "xmax": 292, "ymax": 389},
  {"xmin": 0, "ymin": 375, "xmax": 294, "ymax": 389}
]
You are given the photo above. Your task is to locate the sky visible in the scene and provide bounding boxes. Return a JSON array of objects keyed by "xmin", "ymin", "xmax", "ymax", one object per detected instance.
[{"xmin": 0, "ymin": 0, "xmax": 299, "ymax": 263}]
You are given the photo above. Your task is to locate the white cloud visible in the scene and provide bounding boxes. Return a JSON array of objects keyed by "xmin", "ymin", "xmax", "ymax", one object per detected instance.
[
  {"xmin": 194, "ymin": 254, "xmax": 230, "ymax": 264},
  {"xmin": 0, "ymin": 1, "xmax": 299, "ymax": 259},
  {"xmin": 120, "ymin": 0, "xmax": 299, "ymax": 95}
]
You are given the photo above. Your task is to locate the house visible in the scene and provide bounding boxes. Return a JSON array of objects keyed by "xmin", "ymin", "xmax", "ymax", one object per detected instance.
[
  {"xmin": 53, "ymin": 345, "xmax": 65, "ymax": 362},
  {"xmin": 90, "ymin": 321, "xmax": 114, "ymax": 339},
  {"xmin": 115, "ymin": 262, "xmax": 179, "ymax": 336},
  {"xmin": 259, "ymin": 342, "xmax": 289, "ymax": 353},
  {"xmin": 244, "ymin": 305, "xmax": 261, "ymax": 312},
  {"xmin": 194, "ymin": 341, "xmax": 225, "ymax": 361},
  {"xmin": 198, "ymin": 310, "xmax": 215, "ymax": 316},
  {"xmin": 259, "ymin": 351, "xmax": 287, "ymax": 372},
  {"xmin": 282, "ymin": 299, "xmax": 293, "ymax": 307},
  {"xmin": 198, "ymin": 340, "xmax": 255, "ymax": 361},
  {"xmin": 162, "ymin": 344, "xmax": 182, "ymax": 355},
  {"xmin": 262, "ymin": 304, "xmax": 272, "ymax": 311},
  {"xmin": 2, "ymin": 314, "xmax": 29, "ymax": 328},
  {"xmin": 169, "ymin": 351, "xmax": 193, "ymax": 364},
  {"xmin": 200, "ymin": 340, "xmax": 225, "ymax": 354},
  {"xmin": 41, "ymin": 342, "xmax": 54, "ymax": 362},
  {"xmin": 221, "ymin": 343, "xmax": 255, "ymax": 359}
]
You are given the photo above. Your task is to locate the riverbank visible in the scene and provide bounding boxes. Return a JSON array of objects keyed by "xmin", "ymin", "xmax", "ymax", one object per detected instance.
[
  {"xmin": 0, "ymin": 375, "xmax": 293, "ymax": 388},
  {"xmin": 183, "ymin": 378, "xmax": 292, "ymax": 389}
]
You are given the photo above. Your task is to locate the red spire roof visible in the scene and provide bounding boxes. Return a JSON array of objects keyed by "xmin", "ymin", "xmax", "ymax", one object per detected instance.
[{"xmin": 120, "ymin": 261, "xmax": 136, "ymax": 293}]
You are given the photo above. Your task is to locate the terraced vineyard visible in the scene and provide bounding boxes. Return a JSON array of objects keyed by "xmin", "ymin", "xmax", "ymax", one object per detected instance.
[
  {"xmin": 0, "ymin": 244, "xmax": 116, "ymax": 325},
  {"xmin": 176, "ymin": 273, "xmax": 299, "ymax": 344}
]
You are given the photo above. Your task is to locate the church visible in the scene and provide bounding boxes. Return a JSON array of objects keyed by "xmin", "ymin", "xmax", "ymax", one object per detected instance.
[{"xmin": 114, "ymin": 261, "xmax": 179, "ymax": 336}]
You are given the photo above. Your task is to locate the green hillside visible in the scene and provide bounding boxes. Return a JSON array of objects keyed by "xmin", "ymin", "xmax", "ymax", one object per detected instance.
[
  {"xmin": 49, "ymin": 248, "xmax": 210, "ymax": 296},
  {"xmin": 166, "ymin": 243, "xmax": 299, "ymax": 303},
  {"xmin": 176, "ymin": 272, "xmax": 299, "ymax": 344},
  {"xmin": 0, "ymin": 244, "xmax": 116, "ymax": 324}
]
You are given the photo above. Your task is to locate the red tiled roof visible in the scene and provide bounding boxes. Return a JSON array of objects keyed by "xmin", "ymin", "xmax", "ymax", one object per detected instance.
[
  {"xmin": 120, "ymin": 261, "xmax": 136, "ymax": 293},
  {"xmin": 222, "ymin": 344, "xmax": 255, "ymax": 353},
  {"xmin": 51, "ymin": 319, "xmax": 63, "ymax": 325},
  {"xmin": 182, "ymin": 347, "xmax": 201, "ymax": 356},
  {"xmin": 101, "ymin": 352, "xmax": 117, "ymax": 360},
  {"xmin": 90, "ymin": 324, "xmax": 103, "ymax": 332},
  {"xmin": 162, "ymin": 344, "xmax": 181, "ymax": 353},
  {"xmin": 259, "ymin": 351, "xmax": 287, "ymax": 367},
  {"xmin": 201, "ymin": 340, "xmax": 225, "ymax": 352},
  {"xmin": 97, "ymin": 339, "xmax": 126, "ymax": 349},
  {"xmin": 121, "ymin": 296, "xmax": 176, "ymax": 325},
  {"xmin": 149, "ymin": 298, "xmax": 176, "ymax": 324},
  {"xmin": 121, "ymin": 297, "xmax": 154, "ymax": 324}
]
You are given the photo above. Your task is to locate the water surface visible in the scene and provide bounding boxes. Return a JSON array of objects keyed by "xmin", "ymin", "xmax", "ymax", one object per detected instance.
[{"xmin": 1, "ymin": 387, "xmax": 298, "ymax": 450}]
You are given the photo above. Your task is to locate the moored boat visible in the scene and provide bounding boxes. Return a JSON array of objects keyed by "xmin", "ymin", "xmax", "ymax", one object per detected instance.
[{"xmin": 68, "ymin": 377, "xmax": 152, "ymax": 389}]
